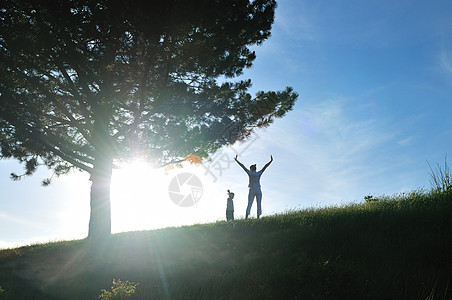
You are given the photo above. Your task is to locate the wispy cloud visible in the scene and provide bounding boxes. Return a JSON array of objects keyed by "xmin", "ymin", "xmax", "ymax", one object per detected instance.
[
  {"xmin": 439, "ymin": 50, "xmax": 452, "ymax": 75},
  {"xmin": 397, "ymin": 136, "xmax": 414, "ymax": 147},
  {"xmin": 275, "ymin": 2, "xmax": 319, "ymax": 42},
  {"xmin": 0, "ymin": 211, "xmax": 38, "ymax": 227},
  {"xmin": 244, "ymin": 95, "xmax": 406, "ymax": 208},
  {"xmin": 435, "ymin": 48, "xmax": 452, "ymax": 96}
]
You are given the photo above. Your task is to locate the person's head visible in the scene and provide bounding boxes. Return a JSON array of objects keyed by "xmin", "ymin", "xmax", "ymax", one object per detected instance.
[{"xmin": 250, "ymin": 164, "xmax": 257, "ymax": 172}]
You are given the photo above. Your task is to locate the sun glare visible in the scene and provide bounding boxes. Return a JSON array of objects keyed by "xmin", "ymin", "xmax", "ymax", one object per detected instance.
[
  {"xmin": 109, "ymin": 160, "xmax": 220, "ymax": 233},
  {"xmin": 110, "ymin": 161, "xmax": 171, "ymax": 232},
  {"xmin": 109, "ymin": 156, "xmax": 232, "ymax": 234}
]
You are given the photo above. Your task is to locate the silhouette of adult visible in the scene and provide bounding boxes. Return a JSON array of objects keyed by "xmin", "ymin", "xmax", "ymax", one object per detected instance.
[{"xmin": 234, "ymin": 155, "xmax": 273, "ymax": 219}]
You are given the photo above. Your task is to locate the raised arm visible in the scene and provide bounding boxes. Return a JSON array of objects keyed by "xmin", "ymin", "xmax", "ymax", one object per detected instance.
[
  {"xmin": 260, "ymin": 155, "xmax": 273, "ymax": 173},
  {"xmin": 234, "ymin": 155, "xmax": 248, "ymax": 172}
]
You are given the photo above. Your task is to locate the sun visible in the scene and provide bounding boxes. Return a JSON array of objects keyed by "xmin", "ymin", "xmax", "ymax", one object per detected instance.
[
  {"xmin": 110, "ymin": 161, "xmax": 174, "ymax": 233},
  {"xmin": 109, "ymin": 158, "xmax": 228, "ymax": 234}
]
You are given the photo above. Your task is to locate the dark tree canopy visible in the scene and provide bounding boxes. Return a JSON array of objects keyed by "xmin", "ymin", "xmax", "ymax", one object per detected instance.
[{"xmin": 0, "ymin": 0, "xmax": 298, "ymax": 239}]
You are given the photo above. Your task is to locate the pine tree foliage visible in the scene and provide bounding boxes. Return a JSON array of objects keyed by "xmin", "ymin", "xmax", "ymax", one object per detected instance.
[{"xmin": 0, "ymin": 0, "xmax": 298, "ymax": 238}]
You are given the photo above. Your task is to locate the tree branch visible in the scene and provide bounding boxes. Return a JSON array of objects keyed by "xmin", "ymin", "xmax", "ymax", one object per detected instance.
[{"xmin": 42, "ymin": 135, "xmax": 94, "ymax": 173}]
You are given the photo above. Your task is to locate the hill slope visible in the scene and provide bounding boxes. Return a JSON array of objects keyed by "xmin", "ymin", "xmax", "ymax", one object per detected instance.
[{"xmin": 1, "ymin": 190, "xmax": 451, "ymax": 299}]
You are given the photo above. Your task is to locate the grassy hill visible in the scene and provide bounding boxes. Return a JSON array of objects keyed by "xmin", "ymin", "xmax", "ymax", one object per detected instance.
[{"xmin": 1, "ymin": 190, "xmax": 451, "ymax": 299}]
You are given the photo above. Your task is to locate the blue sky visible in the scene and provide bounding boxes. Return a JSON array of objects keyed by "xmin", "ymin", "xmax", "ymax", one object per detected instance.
[{"xmin": 1, "ymin": 0, "xmax": 451, "ymax": 248}]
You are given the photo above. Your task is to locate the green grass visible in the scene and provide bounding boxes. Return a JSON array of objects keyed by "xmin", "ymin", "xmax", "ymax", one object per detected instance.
[{"xmin": 1, "ymin": 189, "xmax": 451, "ymax": 299}]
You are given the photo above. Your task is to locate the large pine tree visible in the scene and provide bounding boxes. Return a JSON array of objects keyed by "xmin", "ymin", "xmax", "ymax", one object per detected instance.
[{"xmin": 0, "ymin": 0, "xmax": 298, "ymax": 240}]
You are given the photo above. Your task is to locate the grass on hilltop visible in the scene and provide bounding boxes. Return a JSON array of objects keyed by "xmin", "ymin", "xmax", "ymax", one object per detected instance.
[{"xmin": 0, "ymin": 189, "xmax": 451, "ymax": 299}]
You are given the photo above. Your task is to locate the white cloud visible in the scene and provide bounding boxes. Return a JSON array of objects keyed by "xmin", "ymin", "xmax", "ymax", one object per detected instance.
[
  {"xmin": 397, "ymin": 136, "xmax": 414, "ymax": 147},
  {"xmin": 247, "ymin": 96, "xmax": 404, "ymax": 207},
  {"xmin": 275, "ymin": 2, "xmax": 319, "ymax": 42},
  {"xmin": 439, "ymin": 50, "xmax": 452, "ymax": 75},
  {"xmin": 0, "ymin": 212, "xmax": 38, "ymax": 227}
]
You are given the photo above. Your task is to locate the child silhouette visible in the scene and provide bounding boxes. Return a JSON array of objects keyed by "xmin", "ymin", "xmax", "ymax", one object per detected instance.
[{"xmin": 226, "ymin": 189, "xmax": 234, "ymax": 221}]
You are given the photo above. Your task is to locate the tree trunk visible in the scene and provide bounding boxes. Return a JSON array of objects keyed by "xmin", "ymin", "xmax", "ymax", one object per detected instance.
[
  {"xmin": 88, "ymin": 103, "xmax": 114, "ymax": 241},
  {"xmin": 88, "ymin": 157, "xmax": 113, "ymax": 241}
]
